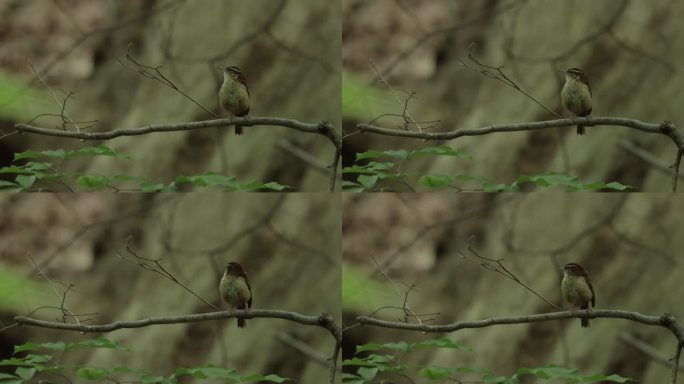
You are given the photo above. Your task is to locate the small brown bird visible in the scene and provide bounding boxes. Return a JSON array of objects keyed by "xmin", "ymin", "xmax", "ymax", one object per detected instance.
[
  {"xmin": 218, "ymin": 66, "xmax": 250, "ymax": 135},
  {"xmin": 219, "ymin": 261, "xmax": 252, "ymax": 328},
  {"xmin": 561, "ymin": 68, "xmax": 592, "ymax": 135},
  {"xmin": 561, "ymin": 262, "xmax": 595, "ymax": 328}
]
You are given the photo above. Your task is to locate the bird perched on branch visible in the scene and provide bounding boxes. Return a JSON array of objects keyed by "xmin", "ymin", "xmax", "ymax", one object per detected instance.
[
  {"xmin": 561, "ymin": 68, "xmax": 592, "ymax": 135},
  {"xmin": 219, "ymin": 66, "xmax": 250, "ymax": 135},
  {"xmin": 219, "ymin": 261, "xmax": 252, "ymax": 328},
  {"xmin": 561, "ymin": 262, "xmax": 595, "ymax": 328}
]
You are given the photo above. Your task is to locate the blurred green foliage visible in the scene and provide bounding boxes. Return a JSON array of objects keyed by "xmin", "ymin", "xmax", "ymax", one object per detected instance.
[
  {"xmin": 0, "ymin": 338, "xmax": 289, "ymax": 383},
  {"xmin": 343, "ymin": 339, "xmax": 632, "ymax": 383}
]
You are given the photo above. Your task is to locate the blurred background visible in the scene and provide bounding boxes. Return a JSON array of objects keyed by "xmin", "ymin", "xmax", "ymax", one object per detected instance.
[
  {"xmin": 342, "ymin": 0, "xmax": 683, "ymax": 191},
  {"xmin": 342, "ymin": 193, "xmax": 684, "ymax": 382},
  {"xmin": 0, "ymin": 0, "xmax": 340, "ymax": 191},
  {"xmin": 0, "ymin": 193, "xmax": 341, "ymax": 383}
]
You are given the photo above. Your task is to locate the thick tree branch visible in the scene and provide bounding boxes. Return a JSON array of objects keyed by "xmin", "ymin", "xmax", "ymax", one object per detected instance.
[
  {"xmin": 15, "ymin": 117, "xmax": 340, "ymax": 148},
  {"xmin": 357, "ymin": 118, "xmax": 681, "ymax": 148},
  {"xmin": 357, "ymin": 310, "xmax": 684, "ymax": 345},
  {"xmin": 15, "ymin": 309, "xmax": 341, "ymax": 343}
]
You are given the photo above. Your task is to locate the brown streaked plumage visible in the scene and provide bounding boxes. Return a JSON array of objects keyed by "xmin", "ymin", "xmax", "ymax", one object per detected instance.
[
  {"xmin": 219, "ymin": 66, "xmax": 250, "ymax": 135},
  {"xmin": 561, "ymin": 68, "xmax": 592, "ymax": 135},
  {"xmin": 561, "ymin": 262, "xmax": 595, "ymax": 328},
  {"xmin": 219, "ymin": 261, "xmax": 252, "ymax": 328}
]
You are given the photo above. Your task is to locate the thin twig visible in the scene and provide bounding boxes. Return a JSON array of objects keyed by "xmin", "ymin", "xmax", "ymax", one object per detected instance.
[
  {"xmin": 26, "ymin": 254, "xmax": 81, "ymax": 325},
  {"xmin": 617, "ymin": 332, "xmax": 683, "ymax": 372},
  {"xmin": 276, "ymin": 139, "xmax": 328, "ymax": 174},
  {"xmin": 117, "ymin": 236, "xmax": 217, "ymax": 310},
  {"xmin": 459, "ymin": 47, "xmax": 560, "ymax": 118},
  {"xmin": 672, "ymin": 148, "xmax": 683, "ymax": 193},
  {"xmin": 275, "ymin": 332, "xmax": 332, "ymax": 368},
  {"xmin": 459, "ymin": 241, "xmax": 560, "ymax": 311},
  {"xmin": 370, "ymin": 60, "xmax": 425, "ymax": 132},
  {"xmin": 672, "ymin": 341, "xmax": 682, "ymax": 384},
  {"xmin": 371, "ymin": 255, "xmax": 424, "ymax": 325},
  {"xmin": 28, "ymin": 62, "xmax": 82, "ymax": 132},
  {"xmin": 117, "ymin": 44, "xmax": 217, "ymax": 117}
]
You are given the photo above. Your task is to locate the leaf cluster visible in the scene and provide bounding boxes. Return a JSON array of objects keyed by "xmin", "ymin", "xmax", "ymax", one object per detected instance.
[
  {"xmin": 0, "ymin": 146, "xmax": 289, "ymax": 192},
  {"xmin": 0, "ymin": 338, "xmax": 289, "ymax": 384},
  {"xmin": 342, "ymin": 147, "xmax": 632, "ymax": 192},
  {"xmin": 342, "ymin": 339, "xmax": 632, "ymax": 384}
]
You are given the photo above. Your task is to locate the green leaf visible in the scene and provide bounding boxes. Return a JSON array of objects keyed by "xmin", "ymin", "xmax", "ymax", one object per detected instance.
[
  {"xmin": 482, "ymin": 373, "xmax": 514, "ymax": 383},
  {"xmin": 518, "ymin": 365, "xmax": 577, "ymax": 379},
  {"xmin": 175, "ymin": 173, "xmax": 238, "ymax": 188},
  {"xmin": 238, "ymin": 181, "xmax": 290, "ymax": 191},
  {"xmin": 76, "ymin": 174, "xmax": 111, "ymax": 189},
  {"xmin": 66, "ymin": 145, "xmax": 129, "ymax": 159},
  {"xmin": 67, "ymin": 338, "xmax": 128, "ymax": 351},
  {"xmin": 419, "ymin": 366, "xmax": 452, "ymax": 379},
  {"xmin": 517, "ymin": 365, "xmax": 633, "ymax": 383},
  {"xmin": 340, "ymin": 372, "xmax": 365, "ymax": 384},
  {"xmin": 357, "ymin": 367, "xmax": 378, "ymax": 381},
  {"xmin": 482, "ymin": 181, "xmax": 517, "ymax": 192},
  {"xmin": 0, "ymin": 165, "xmax": 34, "ymax": 175},
  {"xmin": 24, "ymin": 354, "xmax": 52, "ymax": 365},
  {"xmin": 342, "ymin": 165, "xmax": 375, "ymax": 175},
  {"xmin": 415, "ymin": 338, "xmax": 470, "ymax": 351},
  {"xmin": 76, "ymin": 367, "xmax": 111, "ymax": 380},
  {"xmin": 239, "ymin": 373, "xmax": 290, "ymax": 383},
  {"xmin": 342, "ymin": 162, "xmax": 397, "ymax": 175},
  {"xmin": 409, "ymin": 146, "xmax": 471, "ymax": 160},
  {"xmin": 343, "ymin": 354, "xmax": 395, "ymax": 367},
  {"xmin": 140, "ymin": 181, "xmax": 169, "ymax": 192},
  {"xmin": 0, "ymin": 180, "xmax": 22, "ymax": 192},
  {"xmin": 0, "ymin": 358, "xmax": 34, "ymax": 367},
  {"xmin": 356, "ymin": 149, "xmax": 409, "ymax": 161},
  {"xmin": 341, "ymin": 181, "xmax": 366, "ymax": 192},
  {"xmin": 14, "ymin": 149, "xmax": 67, "ymax": 161},
  {"xmin": 418, "ymin": 174, "xmax": 452, "ymax": 188},
  {"xmin": 342, "ymin": 357, "xmax": 376, "ymax": 367},
  {"xmin": 514, "ymin": 172, "xmax": 634, "ymax": 192},
  {"xmin": 14, "ymin": 341, "xmax": 66, "ymax": 354},
  {"xmin": 357, "ymin": 174, "xmax": 378, "ymax": 189},
  {"xmin": 15, "ymin": 174, "xmax": 36, "ymax": 189},
  {"xmin": 24, "ymin": 162, "xmax": 53, "ymax": 172},
  {"xmin": 581, "ymin": 181, "xmax": 632, "ymax": 191},
  {"xmin": 175, "ymin": 365, "xmax": 238, "ymax": 380},
  {"xmin": 15, "ymin": 367, "xmax": 35, "ymax": 381},
  {"xmin": 139, "ymin": 373, "xmax": 170, "ymax": 384},
  {"xmin": 355, "ymin": 342, "xmax": 411, "ymax": 353}
]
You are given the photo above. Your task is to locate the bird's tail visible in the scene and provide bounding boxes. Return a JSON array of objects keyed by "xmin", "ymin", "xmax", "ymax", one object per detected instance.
[
  {"xmin": 580, "ymin": 304, "xmax": 590, "ymax": 328},
  {"xmin": 238, "ymin": 318, "xmax": 246, "ymax": 328},
  {"xmin": 235, "ymin": 125, "xmax": 243, "ymax": 135},
  {"xmin": 576, "ymin": 125, "xmax": 585, "ymax": 135}
]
